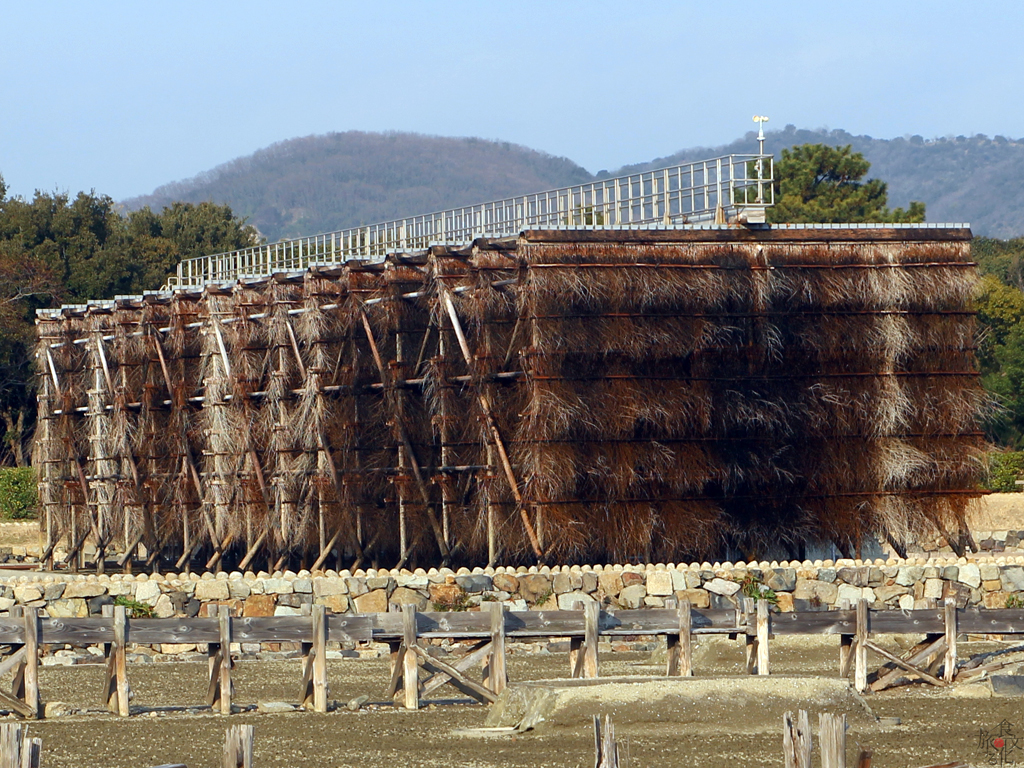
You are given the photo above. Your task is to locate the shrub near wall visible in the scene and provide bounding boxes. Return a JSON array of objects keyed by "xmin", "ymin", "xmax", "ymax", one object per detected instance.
[
  {"xmin": 988, "ymin": 451, "xmax": 1024, "ymax": 492},
  {"xmin": 0, "ymin": 468, "xmax": 36, "ymax": 519}
]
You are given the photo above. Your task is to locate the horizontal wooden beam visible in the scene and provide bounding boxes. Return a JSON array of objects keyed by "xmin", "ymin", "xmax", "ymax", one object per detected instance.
[
  {"xmin": 0, "ymin": 606, "xmax": 1017, "ymax": 648},
  {"xmin": 521, "ymin": 226, "xmax": 974, "ymax": 244},
  {"xmin": 0, "ymin": 615, "xmax": 371, "ymax": 645}
]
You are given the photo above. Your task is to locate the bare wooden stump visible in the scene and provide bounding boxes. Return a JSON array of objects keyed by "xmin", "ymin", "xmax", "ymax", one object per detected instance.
[
  {"xmin": 483, "ymin": 601, "xmax": 507, "ymax": 694},
  {"xmin": 819, "ymin": 712, "xmax": 847, "ymax": 768},
  {"xmin": 782, "ymin": 709, "xmax": 811, "ymax": 768},
  {"xmin": 666, "ymin": 599, "xmax": 692, "ymax": 676},
  {"xmin": 592, "ymin": 715, "xmax": 619, "ymax": 768},
  {"xmin": 0, "ymin": 723, "xmax": 40, "ymax": 768},
  {"xmin": 222, "ymin": 724, "xmax": 254, "ymax": 768}
]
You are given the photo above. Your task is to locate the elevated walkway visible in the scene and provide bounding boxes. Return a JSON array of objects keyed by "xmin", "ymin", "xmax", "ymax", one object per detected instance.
[{"xmin": 167, "ymin": 153, "xmax": 773, "ymax": 288}]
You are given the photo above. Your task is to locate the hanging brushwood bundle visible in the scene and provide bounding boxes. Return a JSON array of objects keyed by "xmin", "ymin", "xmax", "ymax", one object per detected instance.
[{"xmin": 34, "ymin": 227, "xmax": 986, "ymax": 571}]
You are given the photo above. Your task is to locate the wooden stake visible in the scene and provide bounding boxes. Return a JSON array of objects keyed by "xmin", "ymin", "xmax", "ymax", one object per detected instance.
[
  {"xmin": 782, "ymin": 710, "xmax": 812, "ymax": 768},
  {"xmin": 582, "ymin": 600, "xmax": 600, "ymax": 679},
  {"xmin": 743, "ymin": 598, "xmax": 757, "ymax": 675},
  {"xmin": 111, "ymin": 606, "xmax": 129, "ymax": 716},
  {"xmin": 312, "ymin": 604, "xmax": 328, "ymax": 712},
  {"xmin": 484, "ymin": 602, "xmax": 507, "ymax": 694},
  {"xmin": 819, "ymin": 712, "xmax": 846, "ymax": 768},
  {"xmin": 593, "ymin": 714, "xmax": 620, "ymax": 768},
  {"xmin": 756, "ymin": 598, "xmax": 770, "ymax": 676},
  {"xmin": 21, "ymin": 610, "xmax": 38, "ymax": 719},
  {"xmin": 855, "ymin": 600, "xmax": 868, "ymax": 694},
  {"xmin": 222, "ymin": 723, "xmax": 254, "ymax": 768},
  {"xmin": 570, "ymin": 601, "xmax": 583, "ymax": 678},
  {"xmin": 0, "ymin": 723, "xmax": 41, "ymax": 768},
  {"xmin": 943, "ymin": 598, "xmax": 957, "ymax": 683},
  {"xmin": 677, "ymin": 599, "xmax": 693, "ymax": 676},
  {"xmin": 402, "ymin": 604, "xmax": 419, "ymax": 710},
  {"xmin": 839, "ymin": 634, "xmax": 854, "ymax": 677},
  {"xmin": 385, "ymin": 641, "xmax": 404, "ymax": 701},
  {"xmin": 218, "ymin": 605, "xmax": 233, "ymax": 715},
  {"xmin": 663, "ymin": 598, "xmax": 688, "ymax": 675}
]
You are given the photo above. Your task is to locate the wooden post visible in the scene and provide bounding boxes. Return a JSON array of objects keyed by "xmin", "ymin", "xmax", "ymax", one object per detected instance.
[
  {"xmin": 819, "ymin": 712, "xmax": 847, "ymax": 768},
  {"xmin": 839, "ymin": 634, "xmax": 854, "ymax": 677},
  {"xmin": 838, "ymin": 597, "xmax": 853, "ymax": 677},
  {"xmin": 218, "ymin": 605, "xmax": 233, "ymax": 715},
  {"xmin": 222, "ymin": 724, "xmax": 254, "ymax": 768},
  {"xmin": 484, "ymin": 602, "xmax": 507, "ymax": 694},
  {"xmin": 782, "ymin": 710, "xmax": 812, "ymax": 768},
  {"xmin": 582, "ymin": 600, "xmax": 600, "ymax": 679},
  {"xmin": 385, "ymin": 641, "xmax": 404, "ymax": 702},
  {"xmin": 569, "ymin": 601, "xmax": 583, "ymax": 677},
  {"xmin": 21, "ymin": 610, "xmax": 38, "ymax": 719},
  {"xmin": 10, "ymin": 607, "xmax": 24, "ymax": 707},
  {"xmin": 110, "ymin": 605, "xmax": 129, "ymax": 717},
  {"xmin": 855, "ymin": 600, "xmax": 868, "ymax": 694},
  {"xmin": 667, "ymin": 599, "xmax": 692, "ymax": 676},
  {"xmin": 402, "ymin": 604, "xmax": 419, "ymax": 710},
  {"xmin": 743, "ymin": 597, "xmax": 757, "ymax": 674},
  {"xmin": 943, "ymin": 598, "xmax": 957, "ymax": 684},
  {"xmin": 312, "ymin": 604, "xmax": 328, "ymax": 712},
  {"xmin": 0, "ymin": 723, "xmax": 41, "ymax": 768},
  {"xmin": 756, "ymin": 598, "xmax": 770, "ymax": 676}
]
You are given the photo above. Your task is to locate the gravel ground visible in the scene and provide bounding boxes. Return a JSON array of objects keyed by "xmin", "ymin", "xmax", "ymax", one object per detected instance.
[{"xmin": 6, "ymin": 636, "xmax": 1013, "ymax": 767}]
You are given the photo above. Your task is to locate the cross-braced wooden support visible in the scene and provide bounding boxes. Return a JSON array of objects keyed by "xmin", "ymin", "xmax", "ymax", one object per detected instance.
[
  {"xmin": 388, "ymin": 603, "xmax": 506, "ymax": 708},
  {"xmin": 0, "ymin": 609, "xmax": 39, "ymax": 719},
  {"xmin": 851, "ymin": 598, "xmax": 959, "ymax": 693}
]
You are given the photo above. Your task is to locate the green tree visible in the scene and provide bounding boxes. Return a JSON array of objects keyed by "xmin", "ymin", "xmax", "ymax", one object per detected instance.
[
  {"xmin": 767, "ymin": 144, "xmax": 925, "ymax": 224},
  {"xmin": 0, "ymin": 175, "xmax": 259, "ymax": 466},
  {"xmin": 975, "ymin": 258, "xmax": 1024, "ymax": 448},
  {"xmin": 974, "ymin": 236, "xmax": 1024, "ymax": 291}
]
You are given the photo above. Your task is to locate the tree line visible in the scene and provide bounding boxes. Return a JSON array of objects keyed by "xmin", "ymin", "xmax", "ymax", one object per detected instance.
[{"xmin": 0, "ymin": 175, "xmax": 258, "ymax": 465}]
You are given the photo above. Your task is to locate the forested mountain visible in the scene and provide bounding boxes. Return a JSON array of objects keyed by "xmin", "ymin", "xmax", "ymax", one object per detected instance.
[
  {"xmin": 124, "ymin": 127, "xmax": 1024, "ymax": 244},
  {"xmin": 613, "ymin": 126, "xmax": 1024, "ymax": 238},
  {"xmin": 125, "ymin": 132, "xmax": 592, "ymax": 243}
]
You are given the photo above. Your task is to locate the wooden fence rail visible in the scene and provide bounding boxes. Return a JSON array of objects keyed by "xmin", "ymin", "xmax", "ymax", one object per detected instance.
[{"xmin": 0, "ymin": 597, "xmax": 1016, "ymax": 717}]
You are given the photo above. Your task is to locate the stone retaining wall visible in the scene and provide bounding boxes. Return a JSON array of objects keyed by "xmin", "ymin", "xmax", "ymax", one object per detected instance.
[{"xmin": 4, "ymin": 556, "xmax": 1024, "ymax": 624}]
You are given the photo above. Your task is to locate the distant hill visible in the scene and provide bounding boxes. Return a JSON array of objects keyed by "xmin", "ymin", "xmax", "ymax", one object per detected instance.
[
  {"xmin": 125, "ymin": 127, "xmax": 1024, "ymax": 243},
  {"xmin": 124, "ymin": 132, "xmax": 592, "ymax": 242},
  {"xmin": 612, "ymin": 125, "xmax": 1024, "ymax": 238}
]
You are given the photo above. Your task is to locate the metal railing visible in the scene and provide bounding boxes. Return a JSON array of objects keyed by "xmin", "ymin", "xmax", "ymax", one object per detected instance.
[{"xmin": 168, "ymin": 154, "xmax": 773, "ymax": 288}]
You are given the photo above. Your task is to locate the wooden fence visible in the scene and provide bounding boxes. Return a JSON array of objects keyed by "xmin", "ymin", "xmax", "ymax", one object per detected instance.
[{"xmin": 0, "ymin": 597, "xmax": 1014, "ymax": 718}]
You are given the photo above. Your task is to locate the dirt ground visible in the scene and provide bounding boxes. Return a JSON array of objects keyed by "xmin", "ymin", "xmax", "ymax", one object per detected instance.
[
  {"xmin": 12, "ymin": 636, "xmax": 1015, "ymax": 768},
  {"xmin": 968, "ymin": 492, "xmax": 1024, "ymax": 531},
  {"xmin": 0, "ymin": 522, "xmax": 39, "ymax": 551}
]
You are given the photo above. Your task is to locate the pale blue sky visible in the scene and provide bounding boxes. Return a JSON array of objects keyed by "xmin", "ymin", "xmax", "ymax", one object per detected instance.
[{"xmin": 1, "ymin": 0, "xmax": 1021, "ymax": 200}]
